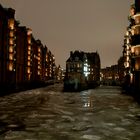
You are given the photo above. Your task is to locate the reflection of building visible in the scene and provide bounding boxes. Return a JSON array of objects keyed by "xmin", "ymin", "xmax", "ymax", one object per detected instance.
[
  {"xmin": 55, "ymin": 65, "xmax": 64, "ymax": 81},
  {"xmin": 122, "ymin": 0, "xmax": 140, "ymax": 93},
  {"xmin": 0, "ymin": 4, "xmax": 57, "ymax": 94},
  {"xmin": 64, "ymin": 50, "xmax": 100, "ymax": 91},
  {"xmin": 100, "ymin": 65, "xmax": 119, "ymax": 85}
]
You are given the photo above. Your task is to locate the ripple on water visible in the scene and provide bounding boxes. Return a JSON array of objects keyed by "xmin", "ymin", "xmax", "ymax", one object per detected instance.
[{"xmin": 81, "ymin": 134, "xmax": 101, "ymax": 140}]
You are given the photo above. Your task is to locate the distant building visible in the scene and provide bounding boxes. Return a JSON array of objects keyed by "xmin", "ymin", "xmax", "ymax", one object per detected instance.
[
  {"xmin": 64, "ymin": 50, "xmax": 100, "ymax": 91},
  {"xmin": 100, "ymin": 65, "xmax": 119, "ymax": 86}
]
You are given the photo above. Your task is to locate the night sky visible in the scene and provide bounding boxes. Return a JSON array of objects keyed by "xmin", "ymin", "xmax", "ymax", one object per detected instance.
[{"xmin": 0, "ymin": 0, "xmax": 132, "ymax": 69}]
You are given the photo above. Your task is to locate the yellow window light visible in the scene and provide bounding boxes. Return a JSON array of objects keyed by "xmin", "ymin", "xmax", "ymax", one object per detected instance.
[
  {"xmin": 8, "ymin": 19, "xmax": 14, "ymax": 30},
  {"xmin": 9, "ymin": 54, "xmax": 13, "ymax": 60},
  {"xmin": 9, "ymin": 63, "xmax": 13, "ymax": 71},
  {"xmin": 9, "ymin": 46, "xmax": 13, "ymax": 53}
]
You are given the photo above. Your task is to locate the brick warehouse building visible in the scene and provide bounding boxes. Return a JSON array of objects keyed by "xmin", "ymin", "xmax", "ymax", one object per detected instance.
[
  {"xmin": 0, "ymin": 5, "xmax": 16, "ymax": 90},
  {"xmin": 122, "ymin": 0, "xmax": 140, "ymax": 94},
  {"xmin": 0, "ymin": 4, "xmax": 56, "ymax": 94}
]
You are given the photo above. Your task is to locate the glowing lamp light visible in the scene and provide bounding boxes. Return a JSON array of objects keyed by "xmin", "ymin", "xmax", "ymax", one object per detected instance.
[
  {"xmin": 9, "ymin": 31, "xmax": 14, "ymax": 37},
  {"xmin": 9, "ymin": 46, "xmax": 13, "ymax": 53},
  {"xmin": 27, "ymin": 28, "xmax": 32, "ymax": 35},
  {"xmin": 9, "ymin": 38, "xmax": 14, "ymax": 45},
  {"xmin": 9, "ymin": 63, "xmax": 13, "ymax": 71},
  {"xmin": 131, "ymin": 47, "xmax": 134, "ymax": 53},
  {"xmin": 38, "ymin": 71, "xmax": 41, "ymax": 75},
  {"xmin": 27, "ymin": 61, "xmax": 30, "ymax": 66},
  {"xmin": 27, "ymin": 68, "xmax": 30, "ymax": 73},
  {"xmin": 8, "ymin": 19, "xmax": 14, "ymax": 30},
  {"xmin": 9, "ymin": 54, "xmax": 13, "ymax": 60}
]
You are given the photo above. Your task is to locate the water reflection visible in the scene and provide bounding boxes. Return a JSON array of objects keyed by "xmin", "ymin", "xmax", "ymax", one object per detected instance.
[{"xmin": 80, "ymin": 90, "xmax": 94, "ymax": 108}]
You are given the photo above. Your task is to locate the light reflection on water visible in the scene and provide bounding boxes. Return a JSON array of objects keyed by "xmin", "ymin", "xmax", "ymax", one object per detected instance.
[{"xmin": 80, "ymin": 90, "xmax": 94, "ymax": 108}]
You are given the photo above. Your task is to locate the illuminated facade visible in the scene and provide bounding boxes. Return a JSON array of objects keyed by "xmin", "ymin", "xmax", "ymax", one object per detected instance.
[
  {"xmin": 0, "ymin": 5, "xmax": 16, "ymax": 90},
  {"xmin": 64, "ymin": 51, "xmax": 100, "ymax": 91},
  {"xmin": 122, "ymin": 0, "xmax": 140, "ymax": 92},
  {"xmin": 0, "ymin": 4, "xmax": 56, "ymax": 93},
  {"xmin": 101, "ymin": 65, "xmax": 119, "ymax": 85}
]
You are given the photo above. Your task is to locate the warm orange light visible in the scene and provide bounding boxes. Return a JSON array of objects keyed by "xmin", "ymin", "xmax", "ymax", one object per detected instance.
[
  {"xmin": 28, "ymin": 56, "xmax": 30, "ymax": 60},
  {"xmin": 28, "ymin": 45, "xmax": 31, "ymax": 50},
  {"xmin": 38, "ymin": 61, "xmax": 40, "ymax": 65},
  {"xmin": 38, "ymin": 57, "xmax": 40, "ymax": 61},
  {"xmin": 135, "ymin": 49, "xmax": 140, "ymax": 55},
  {"xmin": 135, "ymin": 16, "xmax": 140, "ymax": 24},
  {"xmin": 28, "ymin": 50, "xmax": 31, "ymax": 55},
  {"xmin": 38, "ymin": 53, "xmax": 41, "ymax": 57},
  {"xmin": 27, "ymin": 28, "xmax": 32, "ymax": 35},
  {"xmin": 38, "ymin": 48, "xmax": 41, "ymax": 52},
  {"xmin": 27, "ymin": 36, "xmax": 31, "ymax": 44},
  {"xmin": 38, "ymin": 71, "xmax": 40, "ymax": 75},
  {"xmin": 131, "ymin": 47, "xmax": 134, "ymax": 53},
  {"xmin": 135, "ymin": 64, "xmax": 139, "ymax": 70},
  {"xmin": 9, "ymin": 63, "xmax": 13, "ymax": 71},
  {"xmin": 8, "ymin": 19, "xmax": 14, "ymax": 30},
  {"xmin": 28, "ymin": 74, "xmax": 31, "ymax": 80},
  {"xmin": 38, "ymin": 65, "xmax": 41, "ymax": 69},
  {"xmin": 9, "ymin": 46, "xmax": 13, "ymax": 53},
  {"xmin": 45, "ymin": 73, "xmax": 48, "ymax": 76},
  {"xmin": 9, "ymin": 54, "xmax": 13, "ymax": 60},
  {"xmin": 9, "ymin": 31, "xmax": 14, "ymax": 37},
  {"xmin": 27, "ymin": 67, "xmax": 30, "ymax": 73},
  {"xmin": 9, "ymin": 38, "xmax": 14, "ymax": 45},
  {"xmin": 27, "ymin": 61, "xmax": 30, "ymax": 66}
]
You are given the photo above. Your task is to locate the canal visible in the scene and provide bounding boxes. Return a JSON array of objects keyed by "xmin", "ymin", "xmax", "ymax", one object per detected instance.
[{"xmin": 0, "ymin": 84, "xmax": 140, "ymax": 140}]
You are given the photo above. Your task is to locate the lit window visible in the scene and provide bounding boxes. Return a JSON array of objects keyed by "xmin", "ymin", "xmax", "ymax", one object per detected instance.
[
  {"xmin": 27, "ymin": 36, "xmax": 31, "ymax": 44},
  {"xmin": 135, "ymin": 63, "xmax": 139, "ymax": 70},
  {"xmin": 28, "ymin": 75, "xmax": 31, "ymax": 80},
  {"xmin": 28, "ymin": 56, "xmax": 30, "ymax": 60},
  {"xmin": 38, "ymin": 48, "xmax": 41, "ymax": 52},
  {"xmin": 28, "ymin": 46, "xmax": 31, "ymax": 50},
  {"xmin": 8, "ymin": 19, "xmax": 14, "ymax": 30},
  {"xmin": 28, "ymin": 50, "xmax": 31, "ymax": 55},
  {"xmin": 84, "ymin": 66, "xmax": 88, "ymax": 72},
  {"xmin": 131, "ymin": 47, "xmax": 134, "ymax": 53},
  {"xmin": 9, "ymin": 38, "xmax": 14, "ymax": 45},
  {"xmin": 135, "ymin": 49, "xmax": 140, "ymax": 55},
  {"xmin": 27, "ymin": 61, "xmax": 30, "ymax": 66},
  {"xmin": 9, "ymin": 31, "xmax": 14, "ymax": 37},
  {"xmin": 27, "ymin": 67, "xmax": 30, "ymax": 73},
  {"xmin": 38, "ymin": 71, "xmax": 41, "ymax": 75},
  {"xmin": 38, "ymin": 61, "xmax": 40, "ymax": 65},
  {"xmin": 9, "ymin": 63, "xmax": 13, "ymax": 71},
  {"xmin": 9, "ymin": 54, "xmax": 13, "ymax": 60},
  {"xmin": 38, "ymin": 65, "xmax": 41, "ymax": 69},
  {"xmin": 38, "ymin": 57, "xmax": 40, "ymax": 61},
  {"xmin": 9, "ymin": 46, "xmax": 13, "ymax": 53},
  {"xmin": 38, "ymin": 53, "xmax": 41, "ymax": 57},
  {"xmin": 27, "ymin": 29, "xmax": 32, "ymax": 35}
]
